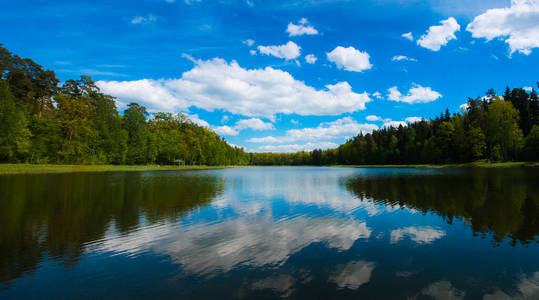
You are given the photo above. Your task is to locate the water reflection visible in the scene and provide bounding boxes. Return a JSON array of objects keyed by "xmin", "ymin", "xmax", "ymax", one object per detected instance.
[
  {"xmin": 0, "ymin": 167, "xmax": 538, "ymax": 299},
  {"xmin": 345, "ymin": 168, "xmax": 539, "ymax": 246},
  {"xmin": 0, "ymin": 171, "xmax": 223, "ymax": 285}
]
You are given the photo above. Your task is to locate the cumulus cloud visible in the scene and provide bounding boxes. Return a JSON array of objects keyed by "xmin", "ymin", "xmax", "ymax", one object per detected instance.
[
  {"xmin": 405, "ymin": 116, "xmax": 424, "ymax": 123},
  {"xmin": 417, "ymin": 17, "xmax": 460, "ymax": 51},
  {"xmin": 392, "ymin": 55, "xmax": 417, "ymax": 62},
  {"xmin": 383, "ymin": 120, "xmax": 407, "ymax": 128},
  {"xmin": 305, "ymin": 54, "xmax": 317, "ymax": 64},
  {"xmin": 287, "ymin": 18, "xmax": 319, "ymax": 36},
  {"xmin": 387, "ymin": 84, "xmax": 442, "ymax": 104},
  {"xmin": 327, "ymin": 46, "xmax": 373, "ymax": 72},
  {"xmin": 258, "ymin": 41, "xmax": 301, "ymax": 60},
  {"xmin": 234, "ymin": 118, "xmax": 275, "ymax": 131},
  {"xmin": 186, "ymin": 113, "xmax": 209, "ymax": 127},
  {"xmin": 371, "ymin": 92, "xmax": 383, "ymax": 99},
  {"xmin": 257, "ymin": 142, "xmax": 339, "ymax": 152},
  {"xmin": 467, "ymin": 0, "xmax": 539, "ymax": 55},
  {"xmin": 248, "ymin": 117, "xmax": 378, "ymax": 144},
  {"xmin": 523, "ymin": 86, "xmax": 534, "ymax": 92},
  {"xmin": 97, "ymin": 57, "xmax": 372, "ymax": 119},
  {"xmin": 213, "ymin": 125, "xmax": 239, "ymax": 136},
  {"xmin": 212, "ymin": 118, "xmax": 274, "ymax": 136},
  {"xmin": 243, "ymin": 39, "xmax": 255, "ymax": 46},
  {"xmin": 366, "ymin": 115, "xmax": 382, "ymax": 121},
  {"xmin": 130, "ymin": 14, "xmax": 156, "ymax": 25},
  {"xmin": 402, "ymin": 32, "xmax": 414, "ymax": 41},
  {"xmin": 366, "ymin": 115, "xmax": 418, "ymax": 128}
]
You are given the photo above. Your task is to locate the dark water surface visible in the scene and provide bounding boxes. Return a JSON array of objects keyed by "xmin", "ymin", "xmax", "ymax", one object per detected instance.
[{"xmin": 1, "ymin": 167, "xmax": 538, "ymax": 299}]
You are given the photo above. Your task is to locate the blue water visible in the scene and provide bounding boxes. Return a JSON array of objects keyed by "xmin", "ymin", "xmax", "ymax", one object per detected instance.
[{"xmin": 0, "ymin": 167, "xmax": 538, "ymax": 299}]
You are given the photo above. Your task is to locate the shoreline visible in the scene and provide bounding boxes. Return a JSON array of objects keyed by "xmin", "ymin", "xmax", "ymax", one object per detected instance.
[
  {"xmin": 330, "ymin": 162, "xmax": 539, "ymax": 168},
  {"xmin": 0, "ymin": 164, "xmax": 240, "ymax": 175},
  {"xmin": 1, "ymin": 161, "xmax": 537, "ymax": 174}
]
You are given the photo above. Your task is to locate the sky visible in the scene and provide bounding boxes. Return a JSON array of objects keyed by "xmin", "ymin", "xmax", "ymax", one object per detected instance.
[{"xmin": 1, "ymin": 0, "xmax": 538, "ymax": 152}]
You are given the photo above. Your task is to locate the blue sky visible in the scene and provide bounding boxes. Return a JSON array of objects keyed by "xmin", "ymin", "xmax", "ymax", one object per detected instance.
[{"xmin": 2, "ymin": 0, "xmax": 538, "ymax": 152}]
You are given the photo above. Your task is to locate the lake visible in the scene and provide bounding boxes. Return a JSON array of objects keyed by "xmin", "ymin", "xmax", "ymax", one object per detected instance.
[{"xmin": 0, "ymin": 167, "xmax": 538, "ymax": 299}]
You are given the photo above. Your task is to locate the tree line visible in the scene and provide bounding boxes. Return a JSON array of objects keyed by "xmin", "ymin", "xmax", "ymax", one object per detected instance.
[
  {"xmin": 0, "ymin": 44, "xmax": 249, "ymax": 165},
  {"xmin": 250, "ymin": 87, "xmax": 539, "ymax": 165}
]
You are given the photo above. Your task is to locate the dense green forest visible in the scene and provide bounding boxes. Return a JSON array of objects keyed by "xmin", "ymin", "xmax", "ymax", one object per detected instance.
[
  {"xmin": 250, "ymin": 87, "xmax": 539, "ymax": 165},
  {"xmin": 0, "ymin": 44, "xmax": 249, "ymax": 165},
  {"xmin": 0, "ymin": 44, "xmax": 537, "ymax": 166}
]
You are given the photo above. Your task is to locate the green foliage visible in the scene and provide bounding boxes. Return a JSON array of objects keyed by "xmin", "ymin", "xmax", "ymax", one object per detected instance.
[
  {"xmin": 0, "ymin": 81, "xmax": 31, "ymax": 161},
  {"xmin": 0, "ymin": 44, "xmax": 247, "ymax": 166},
  {"xmin": 486, "ymin": 97, "xmax": 523, "ymax": 161}
]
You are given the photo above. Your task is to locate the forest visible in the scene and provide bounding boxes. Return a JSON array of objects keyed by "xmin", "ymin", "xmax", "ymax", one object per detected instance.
[
  {"xmin": 0, "ymin": 44, "xmax": 249, "ymax": 165},
  {"xmin": 250, "ymin": 87, "xmax": 539, "ymax": 165},
  {"xmin": 0, "ymin": 44, "xmax": 537, "ymax": 166}
]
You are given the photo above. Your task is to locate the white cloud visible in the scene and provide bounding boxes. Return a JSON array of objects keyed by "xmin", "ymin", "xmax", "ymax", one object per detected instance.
[
  {"xmin": 387, "ymin": 84, "xmax": 442, "ymax": 104},
  {"xmin": 305, "ymin": 54, "xmax": 317, "ymax": 64},
  {"xmin": 213, "ymin": 125, "xmax": 239, "ymax": 136},
  {"xmin": 367, "ymin": 115, "xmax": 421, "ymax": 127},
  {"xmin": 459, "ymin": 102, "xmax": 470, "ymax": 111},
  {"xmin": 97, "ymin": 57, "xmax": 372, "ymax": 119},
  {"xmin": 234, "ymin": 118, "xmax": 275, "ymax": 131},
  {"xmin": 130, "ymin": 14, "xmax": 156, "ymax": 25},
  {"xmin": 405, "ymin": 116, "xmax": 424, "ymax": 123},
  {"xmin": 286, "ymin": 18, "xmax": 319, "ymax": 36},
  {"xmin": 402, "ymin": 32, "xmax": 414, "ymax": 41},
  {"xmin": 97, "ymin": 79, "xmax": 181, "ymax": 112},
  {"xmin": 383, "ymin": 120, "xmax": 407, "ymax": 128},
  {"xmin": 523, "ymin": 86, "xmax": 534, "ymax": 92},
  {"xmin": 243, "ymin": 39, "xmax": 255, "ymax": 46},
  {"xmin": 249, "ymin": 117, "xmax": 378, "ymax": 144},
  {"xmin": 467, "ymin": 0, "xmax": 539, "ymax": 55},
  {"xmin": 392, "ymin": 55, "xmax": 417, "ymax": 62},
  {"xmin": 371, "ymin": 92, "xmax": 383, "ymax": 99},
  {"xmin": 249, "ymin": 49, "xmax": 257, "ymax": 55},
  {"xmin": 258, "ymin": 41, "xmax": 301, "ymax": 60},
  {"xmin": 212, "ymin": 118, "xmax": 274, "ymax": 135},
  {"xmin": 390, "ymin": 226, "xmax": 446, "ymax": 244},
  {"xmin": 330, "ymin": 261, "xmax": 375, "ymax": 290},
  {"xmin": 221, "ymin": 115, "xmax": 230, "ymax": 123},
  {"xmin": 186, "ymin": 113, "xmax": 209, "ymax": 127},
  {"xmin": 417, "ymin": 17, "xmax": 460, "ymax": 51},
  {"xmin": 327, "ymin": 46, "xmax": 373, "ymax": 72},
  {"xmin": 366, "ymin": 115, "xmax": 382, "ymax": 121},
  {"xmin": 291, "ymin": 119, "xmax": 299, "ymax": 125},
  {"xmin": 257, "ymin": 142, "xmax": 339, "ymax": 152}
]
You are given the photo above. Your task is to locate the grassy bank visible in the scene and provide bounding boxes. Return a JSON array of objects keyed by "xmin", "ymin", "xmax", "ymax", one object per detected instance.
[
  {"xmin": 0, "ymin": 164, "xmax": 238, "ymax": 174},
  {"xmin": 331, "ymin": 161, "xmax": 539, "ymax": 168}
]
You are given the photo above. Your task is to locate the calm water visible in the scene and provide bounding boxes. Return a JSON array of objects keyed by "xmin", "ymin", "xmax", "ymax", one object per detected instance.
[{"xmin": 1, "ymin": 167, "xmax": 538, "ymax": 299}]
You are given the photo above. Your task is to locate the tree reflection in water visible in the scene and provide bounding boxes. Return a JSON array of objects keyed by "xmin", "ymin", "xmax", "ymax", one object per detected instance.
[
  {"xmin": 0, "ymin": 171, "xmax": 223, "ymax": 285},
  {"xmin": 345, "ymin": 168, "xmax": 539, "ymax": 246}
]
